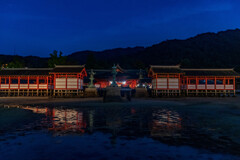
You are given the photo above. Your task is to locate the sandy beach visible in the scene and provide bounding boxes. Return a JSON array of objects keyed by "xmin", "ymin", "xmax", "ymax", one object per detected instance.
[{"xmin": 1, "ymin": 96, "xmax": 240, "ymax": 160}]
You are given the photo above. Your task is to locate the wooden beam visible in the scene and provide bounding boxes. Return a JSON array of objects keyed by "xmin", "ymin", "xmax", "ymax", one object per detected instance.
[
  {"xmin": 205, "ymin": 77, "xmax": 207, "ymax": 96},
  {"xmin": 18, "ymin": 76, "xmax": 20, "ymax": 89},
  {"xmin": 156, "ymin": 74, "xmax": 157, "ymax": 90},
  {"xmin": 8, "ymin": 76, "xmax": 10, "ymax": 89},
  {"xmin": 214, "ymin": 77, "xmax": 217, "ymax": 96},
  {"xmin": 196, "ymin": 76, "xmax": 198, "ymax": 96},
  {"xmin": 37, "ymin": 76, "xmax": 39, "ymax": 90},
  {"xmin": 53, "ymin": 74, "xmax": 56, "ymax": 90},
  {"xmin": 233, "ymin": 77, "xmax": 236, "ymax": 96},
  {"xmin": 65, "ymin": 74, "xmax": 67, "ymax": 90}
]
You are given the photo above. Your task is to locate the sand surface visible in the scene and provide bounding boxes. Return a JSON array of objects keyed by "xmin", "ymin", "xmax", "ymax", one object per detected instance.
[{"xmin": 0, "ymin": 96, "xmax": 240, "ymax": 160}]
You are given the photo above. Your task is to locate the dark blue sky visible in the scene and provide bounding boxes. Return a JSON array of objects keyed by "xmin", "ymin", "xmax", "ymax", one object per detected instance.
[{"xmin": 0, "ymin": 0, "xmax": 240, "ymax": 57}]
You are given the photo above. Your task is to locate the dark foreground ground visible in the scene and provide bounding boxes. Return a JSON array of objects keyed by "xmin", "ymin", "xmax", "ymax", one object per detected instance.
[{"xmin": 0, "ymin": 97, "xmax": 240, "ymax": 160}]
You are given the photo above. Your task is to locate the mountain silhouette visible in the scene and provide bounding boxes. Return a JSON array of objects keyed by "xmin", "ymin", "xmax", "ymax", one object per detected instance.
[{"xmin": 1, "ymin": 29, "xmax": 240, "ymax": 69}]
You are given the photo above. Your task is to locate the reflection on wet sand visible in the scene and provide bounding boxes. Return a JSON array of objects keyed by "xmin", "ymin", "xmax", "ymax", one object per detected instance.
[
  {"xmin": 151, "ymin": 109, "xmax": 182, "ymax": 137},
  {"xmin": 21, "ymin": 106, "xmax": 182, "ymax": 138},
  {"xmin": 22, "ymin": 106, "xmax": 87, "ymax": 133},
  {"xmin": 3, "ymin": 105, "xmax": 240, "ymax": 159}
]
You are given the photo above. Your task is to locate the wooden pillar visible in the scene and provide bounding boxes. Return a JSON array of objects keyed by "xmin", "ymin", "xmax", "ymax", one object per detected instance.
[
  {"xmin": 8, "ymin": 76, "xmax": 10, "ymax": 89},
  {"xmin": 53, "ymin": 74, "xmax": 56, "ymax": 89},
  {"xmin": 27, "ymin": 76, "xmax": 29, "ymax": 96},
  {"xmin": 46, "ymin": 76, "xmax": 49, "ymax": 96},
  {"xmin": 155, "ymin": 74, "xmax": 157, "ymax": 96},
  {"xmin": 0, "ymin": 76, "xmax": 1, "ymax": 96},
  {"xmin": 227, "ymin": 78, "xmax": 229, "ymax": 96},
  {"xmin": 205, "ymin": 77, "xmax": 207, "ymax": 96},
  {"xmin": 77, "ymin": 74, "xmax": 79, "ymax": 90},
  {"xmin": 53, "ymin": 74, "xmax": 56, "ymax": 96},
  {"xmin": 8, "ymin": 76, "xmax": 10, "ymax": 96},
  {"xmin": 0, "ymin": 76, "xmax": 1, "ymax": 92},
  {"xmin": 214, "ymin": 77, "xmax": 217, "ymax": 96},
  {"xmin": 65, "ymin": 74, "xmax": 68, "ymax": 96},
  {"xmin": 233, "ymin": 77, "xmax": 236, "ymax": 96},
  {"xmin": 178, "ymin": 74, "xmax": 181, "ymax": 96},
  {"xmin": 18, "ymin": 76, "xmax": 20, "ymax": 96},
  {"xmin": 37, "ymin": 76, "xmax": 39, "ymax": 96},
  {"xmin": 167, "ymin": 74, "xmax": 169, "ymax": 96},
  {"xmin": 196, "ymin": 77, "xmax": 198, "ymax": 96},
  {"xmin": 223, "ymin": 77, "xmax": 226, "ymax": 96},
  {"xmin": 186, "ymin": 77, "xmax": 188, "ymax": 96},
  {"xmin": 4, "ymin": 77, "xmax": 6, "ymax": 96}
]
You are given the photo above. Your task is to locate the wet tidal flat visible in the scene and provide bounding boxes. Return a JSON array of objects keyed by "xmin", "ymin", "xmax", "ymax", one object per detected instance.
[{"xmin": 0, "ymin": 98, "xmax": 240, "ymax": 160}]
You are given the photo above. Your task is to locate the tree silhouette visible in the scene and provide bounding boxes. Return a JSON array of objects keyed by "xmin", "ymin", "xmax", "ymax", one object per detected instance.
[
  {"xmin": 48, "ymin": 50, "xmax": 67, "ymax": 68},
  {"xmin": 86, "ymin": 53, "xmax": 98, "ymax": 69},
  {"xmin": 8, "ymin": 56, "xmax": 25, "ymax": 68}
]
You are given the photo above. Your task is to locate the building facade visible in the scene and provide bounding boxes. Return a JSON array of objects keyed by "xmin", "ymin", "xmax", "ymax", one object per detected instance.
[
  {"xmin": 149, "ymin": 65, "xmax": 240, "ymax": 97},
  {"xmin": 0, "ymin": 65, "xmax": 87, "ymax": 97},
  {"xmin": 0, "ymin": 64, "xmax": 239, "ymax": 97}
]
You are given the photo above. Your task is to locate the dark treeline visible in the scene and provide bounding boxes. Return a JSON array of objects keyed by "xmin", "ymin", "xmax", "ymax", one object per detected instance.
[{"xmin": 1, "ymin": 29, "xmax": 240, "ymax": 70}]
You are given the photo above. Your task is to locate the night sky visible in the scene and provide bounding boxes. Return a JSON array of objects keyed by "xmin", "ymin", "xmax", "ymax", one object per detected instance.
[{"xmin": 1, "ymin": 0, "xmax": 240, "ymax": 57}]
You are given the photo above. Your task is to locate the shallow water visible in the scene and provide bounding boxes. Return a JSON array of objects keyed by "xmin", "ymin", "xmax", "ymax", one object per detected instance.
[{"xmin": 0, "ymin": 104, "xmax": 239, "ymax": 160}]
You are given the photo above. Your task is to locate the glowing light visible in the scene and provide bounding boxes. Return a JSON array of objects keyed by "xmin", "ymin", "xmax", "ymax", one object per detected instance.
[{"xmin": 123, "ymin": 81, "xmax": 126, "ymax": 85}]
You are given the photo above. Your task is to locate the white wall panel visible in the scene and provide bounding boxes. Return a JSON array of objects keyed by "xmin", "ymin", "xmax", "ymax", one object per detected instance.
[
  {"xmin": 157, "ymin": 85, "xmax": 167, "ymax": 89},
  {"xmin": 169, "ymin": 78, "xmax": 178, "ymax": 83},
  {"xmin": 20, "ymin": 84, "xmax": 28, "ymax": 89},
  {"xmin": 225, "ymin": 85, "xmax": 234, "ymax": 90},
  {"xmin": 29, "ymin": 84, "xmax": 37, "ymax": 89},
  {"xmin": 157, "ymin": 82, "xmax": 167, "ymax": 85},
  {"xmin": 197, "ymin": 85, "xmax": 205, "ymax": 89},
  {"xmin": 152, "ymin": 78, "xmax": 180, "ymax": 89},
  {"xmin": 169, "ymin": 86, "xmax": 179, "ymax": 89},
  {"xmin": 207, "ymin": 85, "xmax": 215, "ymax": 89},
  {"xmin": 157, "ymin": 78, "xmax": 167, "ymax": 82},
  {"xmin": 56, "ymin": 78, "xmax": 66, "ymax": 89},
  {"xmin": 216, "ymin": 85, "xmax": 224, "ymax": 89},
  {"xmin": 0, "ymin": 84, "xmax": 9, "ymax": 89},
  {"xmin": 10, "ymin": 84, "xmax": 18, "ymax": 89},
  {"xmin": 188, "ymin": 85, "xmax": 196, "ymax": 89},
  {"xmin": 169, "ymin": 82, "xmax": 179, "ymax": 86},
  {"xmin": 39, "ymin": 84, "xmax": 47, "ymax": 89},
  {"xmin": 67, "ymin": 78, "xmax": 77, "ymax": 89}
]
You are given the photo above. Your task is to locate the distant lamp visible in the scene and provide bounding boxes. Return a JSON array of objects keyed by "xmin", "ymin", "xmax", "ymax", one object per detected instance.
[
  {"xmin": 122, "ymin": 81, "xmax": 126, "ymax": 85},
  {"xmin": 111, "ymin": 64, "xmax": 118, "ymax": 87},
  {"xmin": 88, "ymin": 69, "xmax": 96, "ymax": 88}
]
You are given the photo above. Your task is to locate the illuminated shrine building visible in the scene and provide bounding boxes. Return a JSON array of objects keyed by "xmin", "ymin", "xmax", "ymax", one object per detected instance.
[
  {"xmin": 49, "ymin": 65, "xmax": 87, "ymax": 96},
  {"xmin": 0, "ymin": 68, "xmax": 52, "ymax": 96},
  {"xmin": 85, "ymin": 65, "xmax": 150, "ymax": 89},
  {"xmin": 0, "ymin": 65, "xmax": 87, "ymax": 97},
  {"xmin": 149, "ymin": 65, "xmax": 240, "ymax": 97},
  {"xmin": 182, "ymin": 68, "xmax": 239, "ymax": 96},
  {"xmin": 0, "ymin": 64, "xmax": 239, "ymax": 97},
  {"xmin": 148, "ymin": 65, "xmax": 184, "ymax": 96}
]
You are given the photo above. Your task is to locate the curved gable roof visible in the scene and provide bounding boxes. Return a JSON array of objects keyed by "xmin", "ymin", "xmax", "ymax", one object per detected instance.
[
  {"xmin": 149, "ymin": 65, "xmax": 184, "ymax": 74},
  {"xmin": 182, "ymin": 68, "xmax": 240, "ymax": 76},
  {"xmin": 50, "ymin": 65, "xmax": 85, "ymax": 73}
]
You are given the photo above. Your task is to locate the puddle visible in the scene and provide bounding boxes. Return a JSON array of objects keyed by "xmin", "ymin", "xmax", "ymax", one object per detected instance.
[{"xmin": 0, "ymin": 104, "xmax": 239, "ymax": 160}]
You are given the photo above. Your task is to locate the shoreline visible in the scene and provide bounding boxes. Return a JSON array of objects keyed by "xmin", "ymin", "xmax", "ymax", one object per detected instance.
[
  {"xmin": 0, "ymin": 96, "xmax": 240, "ymax": 106},
  {"xmin": 1, "ymin": 96, "xmax": 240, "ymax": 158}
]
